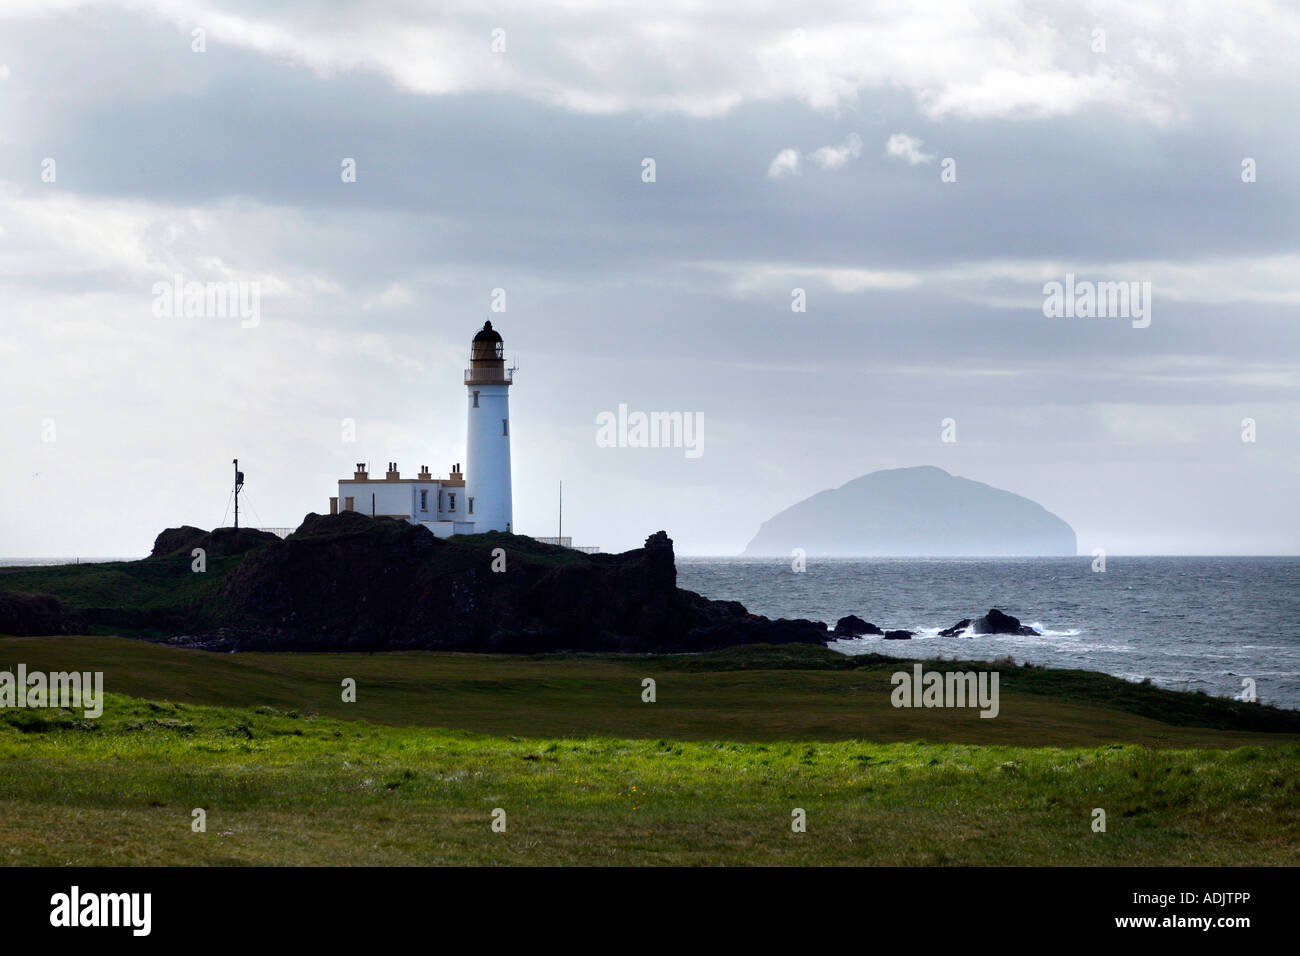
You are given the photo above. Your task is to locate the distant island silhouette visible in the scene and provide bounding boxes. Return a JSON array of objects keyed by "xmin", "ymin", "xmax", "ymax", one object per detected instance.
[{"xmin": 742, "ymin": 466, "xmax": 1077, "ymax": 557}]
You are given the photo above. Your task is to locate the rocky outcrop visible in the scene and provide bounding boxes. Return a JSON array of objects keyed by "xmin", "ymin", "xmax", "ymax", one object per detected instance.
[
  {"xmin": 151, "ymin": 525, "xmax": 281, "ymax": 559},
  {"xmin": 15, "ymin": 515, "xmax": 1053, "ymax": 655},
  {"xmin": 833, "ymin": 614, "xmax": 883, "ymax": 638},
  {"xmin": 173, "ymin": 513, "xmax": 831, "ymax": 653},
  {"xmin": 938, "ymin": 609, "xmax": 1040, "ymax": 637},
  {"xmin": 150, "ymin": 526, "xmax": 208, "ymax": 557},
  {"xmin": 972, "ymin": 609, "xmax": 1039, "ymax": 636}
]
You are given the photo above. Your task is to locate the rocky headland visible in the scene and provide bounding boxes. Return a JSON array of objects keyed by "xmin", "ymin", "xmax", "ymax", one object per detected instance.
[{"xmin": 0, "ymin": 512, "xmax": 1045, "ymax": 653}]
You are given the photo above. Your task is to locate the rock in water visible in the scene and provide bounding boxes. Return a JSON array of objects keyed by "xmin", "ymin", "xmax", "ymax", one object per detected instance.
[
  {"xmin": 938, "ymin": 618, "xmax": 972, "ymax": 637},
  {"xmin": 833, "ymin": 614, "xmax": 883, "ymax": 637},
  {"xmin": 742, "ymin": 465, "xmax": 1076, "ymax": 556},
  {"xmin": 883, "ymin": 629, "xmax": 914, "ymax": 640},
  {"xmin": 971, "ymin": 609, "xmax": 1040, "ymax": 636}
]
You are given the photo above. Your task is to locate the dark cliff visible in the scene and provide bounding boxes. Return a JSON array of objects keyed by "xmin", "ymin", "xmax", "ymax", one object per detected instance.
[{"xmin": 178, "ymin": 512, "xmax": 829, "ymax": 653}]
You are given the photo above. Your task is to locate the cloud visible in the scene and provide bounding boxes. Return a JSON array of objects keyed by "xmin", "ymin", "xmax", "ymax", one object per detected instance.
[
  {"xmin": 2, "ymin": 1, "xmax": 1299, "ymax": 556},
  {"xmin": 810, "ymin": 133, "xmax": 863, "ymax": 169},
  {"xmin": 706, "ymin": 262, "xmax": 921, "ymax": 296},
  {"xmin": 5, "ymin": 0, "xmax": 1297, "ymax": 122},
  {"xmin": 0, "ymin": 184, "xmax": 329, "ymax": 301},
  {"xmin": 885, "ymin": 133, "xmax": 935, "ymax": 165},
  {"xmin": 766, "ymin": 148, "xmax": 801, "ymax": 178},
  {"xmin": 365, "ymin": 282, "xmax": 413, "ymax": 309},
  {"xmin": 769, "ymin": 134, "xmax": 863, "ymax": 177},
  {"xmin": 704, "ymin": 253, "xmax": 1300, "ymax": 308}
]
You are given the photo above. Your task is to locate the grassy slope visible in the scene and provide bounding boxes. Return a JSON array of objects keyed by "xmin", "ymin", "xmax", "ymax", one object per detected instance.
[
  {"xmin": 1, "ymin": 637, "xmax": 1297, "ymax": 746},
  {"xmin": 0, "ymin": 555, "xmax": 245, "ymax": 638},
  {"xmin": 0, "ymin": 531, "xmax": 590, "ymax": 639},
  {"xmin": 0, "ymin": 694, "xmax": 1295, "ymax": 866},
  {"xmin": 0, "ymin": 530, "xmax": 585, "ymax": 609},
  {"xmin": 0, "ymin": 555, "xmax": 248, "ymax": 609},
  {"xmin": 0, "ymin": 636, "xmax": 1296, "ymax": 864}
]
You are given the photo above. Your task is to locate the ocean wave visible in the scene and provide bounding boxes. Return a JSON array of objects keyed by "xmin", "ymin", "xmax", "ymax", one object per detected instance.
[
  {"xmin": 1025, "ymin": 623, "xmax": 1080, "ymax": 638},
  {"xmin": 842, "ymin": 624, "xmax": 1083, "ymax": 640}
]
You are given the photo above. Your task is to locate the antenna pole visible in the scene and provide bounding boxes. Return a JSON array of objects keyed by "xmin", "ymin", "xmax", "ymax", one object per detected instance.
[
  {"xmin": 233, "ymin": 458, "xmax": 239, "ymax": 529},
  {"xmin": 558, "ymin": 480, "xmax": 563, "ymax": 542}
]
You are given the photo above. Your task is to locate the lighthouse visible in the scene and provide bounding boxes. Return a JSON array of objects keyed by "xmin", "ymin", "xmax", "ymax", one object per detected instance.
[
  {"xmin": 464, "ymin": 320, "xmax": 514, "ymax": 532},
  {"xmin": 327, "ymin": 320, "xmax": 515, "ymax": 538}
]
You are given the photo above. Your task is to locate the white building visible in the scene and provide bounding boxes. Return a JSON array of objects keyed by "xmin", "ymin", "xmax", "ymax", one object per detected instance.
[{"xmin": 329, "ymin": 321, "xmax": 514, "ymax": 537}]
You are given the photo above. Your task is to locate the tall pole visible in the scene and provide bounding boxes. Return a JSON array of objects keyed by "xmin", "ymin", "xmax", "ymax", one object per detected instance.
[{"xmin": 233, "ymin": 458, "xmax": 239, "ymax": 529}]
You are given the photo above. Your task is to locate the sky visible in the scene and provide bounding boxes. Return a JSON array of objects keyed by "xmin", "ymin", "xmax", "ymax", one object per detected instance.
[{"xmin": 1, "ymin": 0, "xmax": 1297, "ymax": 557}]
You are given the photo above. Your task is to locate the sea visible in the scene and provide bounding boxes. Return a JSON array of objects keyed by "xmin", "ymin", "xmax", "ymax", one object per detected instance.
[
  {"xmin": 0, "ymin": 558, "xmax": 138, "ymax": 567},
  {"xmin": 677, "ymin": 556, "xmax": 1300, "ymax": 711}
]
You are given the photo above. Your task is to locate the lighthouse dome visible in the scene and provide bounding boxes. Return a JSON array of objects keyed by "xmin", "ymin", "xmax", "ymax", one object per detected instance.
[
  {"xmin": 470, "ymin": 320, "xmax": 506, "ymax": 367},
  {"xmin": 473, "ymin": 321, "xmax": 503, "ymax": 344}
]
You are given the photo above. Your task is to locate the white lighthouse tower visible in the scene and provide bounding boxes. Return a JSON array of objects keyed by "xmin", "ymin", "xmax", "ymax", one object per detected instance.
[{"xmin": 465, "ymin": 320, "xmax": 513, "ymax": 532}]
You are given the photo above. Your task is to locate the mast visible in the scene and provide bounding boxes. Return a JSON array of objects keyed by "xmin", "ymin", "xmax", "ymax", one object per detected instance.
[{"xmin": 233, "ymin": 459, "xmax": 244, "ymax": 529}]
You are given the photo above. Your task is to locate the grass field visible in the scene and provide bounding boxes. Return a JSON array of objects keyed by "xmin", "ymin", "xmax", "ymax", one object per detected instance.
[{"xmin": 0, "ymin": 636, "xmax": 1296, "ymax": 865}]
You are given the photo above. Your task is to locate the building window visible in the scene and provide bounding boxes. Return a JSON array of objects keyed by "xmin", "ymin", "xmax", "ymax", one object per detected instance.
[
  {"xmin": 344, "ymin": 496, "xmax": 355, "ymax": 512},
  {"xmin": 473, "ymin": 390, "xmax": 480, "ymax": 408},
  {"xmin": 420, "ymin": 490, "xmax": 428, "ymax": 511},
  {"xmin": 502, "ymin": 418, "xmax": 509, "ymax": 436},
  {"xmin": 468, "ymin": 497, "xmax": 474, "ymax": 515},
  {"xmin": 449, "ymin": 493, "xmax": 456, "ymax": 511}
]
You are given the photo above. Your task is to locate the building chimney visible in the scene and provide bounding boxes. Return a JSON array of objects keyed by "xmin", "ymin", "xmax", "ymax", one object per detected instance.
[
  {"xmin": 386, "ymin": 462, "xmax": 400, "ymax": 481},
  {"xmin": 354, "ymin": 463, "xmax": 368, "ymax": 480}
]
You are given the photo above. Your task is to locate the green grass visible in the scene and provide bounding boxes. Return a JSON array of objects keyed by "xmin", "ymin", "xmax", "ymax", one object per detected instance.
[
  {"xmin": 0, "ymin": 555, "xmax": 246, "ymax": 637},
  {"xmin": 0, "ymin": 636, "xmax": 1295, "ymax": 865},
  {"xmin": 0, "ymin": 555, "xmax": 246, "ymax": 610},
  {"xmin": 0, "ymin": 637, "xmax": 1294, "ymax": 746},
  {"xmin": 0, "ymin": 694, "xmax": 1295, "ymax": 865}
]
